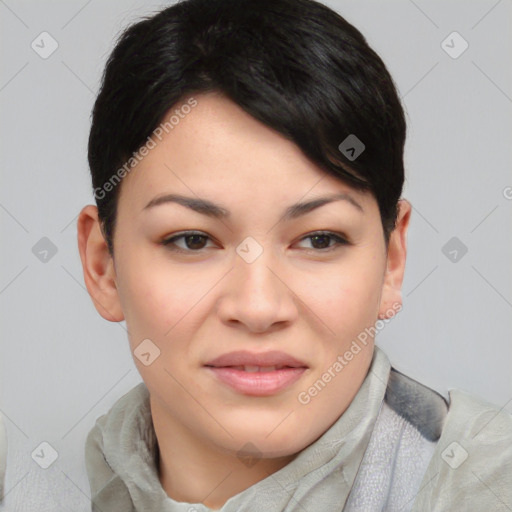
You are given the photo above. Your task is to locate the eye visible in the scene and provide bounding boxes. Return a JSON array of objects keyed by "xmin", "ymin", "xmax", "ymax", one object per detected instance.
[
  {"xmin": 160, "ymin": 230, "xmax": 350, "ymax": 254},
  {"xmin": 296, "ymin": 231, "xmax": 350, "ymax": 252},
  {"xmin": 161, "ymin": 231, "xmax": 215, "ymax": 253}
]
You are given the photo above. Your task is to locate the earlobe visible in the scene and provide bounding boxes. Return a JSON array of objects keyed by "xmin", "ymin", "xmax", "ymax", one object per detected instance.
[
  {"xmin": 378, "ymin": 199, "xmax": 412, "ymax": 319},
  {"xmin": 77, "ymin": 205, "xmax": 125, "ymax": 322}
]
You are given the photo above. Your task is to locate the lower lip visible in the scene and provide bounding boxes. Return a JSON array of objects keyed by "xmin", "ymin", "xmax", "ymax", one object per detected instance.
[{"xmin": 206, "ymin": 367, "xmax": 307, "ymax": 396}]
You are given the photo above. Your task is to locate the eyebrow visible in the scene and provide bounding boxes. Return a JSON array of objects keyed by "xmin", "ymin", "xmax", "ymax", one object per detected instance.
[{"xmin": 143, "ymin": 192, "xmax": 364, "ymax": 222}]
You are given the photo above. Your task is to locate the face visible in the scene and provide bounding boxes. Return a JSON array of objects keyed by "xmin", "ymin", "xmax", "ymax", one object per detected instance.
[{"xmin": 79, "ymin": 91, "xmax": 409, "ymax": 460}]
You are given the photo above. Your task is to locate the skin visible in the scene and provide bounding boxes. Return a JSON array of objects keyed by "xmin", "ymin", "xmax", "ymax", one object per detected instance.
[{"xmin": 77, "ymin": 91, "xmax": 411, "ymax": 509}]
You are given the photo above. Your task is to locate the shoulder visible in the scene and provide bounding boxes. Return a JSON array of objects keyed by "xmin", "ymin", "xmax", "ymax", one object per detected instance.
[
  {"xmin": 412, "ymin": 387, "xmax": 512, "ymax": 511},
  {"xmin": 439, "ymin": 387, "xmax": 512, "ymax": 468},
  {"xmin": 445, "ymin": 387, "xmax": 512, "ymax": 437},
  {"xmin": 84, "ymin": 382, "xmax": 149, "ymax": 512}
]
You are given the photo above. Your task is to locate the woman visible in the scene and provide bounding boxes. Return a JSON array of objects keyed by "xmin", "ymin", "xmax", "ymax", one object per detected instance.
[{"xmin": 77, "ymin": 0, "xmax": 512, "ymax": 510}]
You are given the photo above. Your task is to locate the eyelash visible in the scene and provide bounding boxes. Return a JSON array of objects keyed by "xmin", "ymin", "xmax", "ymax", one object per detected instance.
[{"xmin": 160, "ymin": 230, "xmax": 350, "ymax": 254}]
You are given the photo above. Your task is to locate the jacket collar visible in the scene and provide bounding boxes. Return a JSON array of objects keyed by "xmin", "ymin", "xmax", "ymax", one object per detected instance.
[{"xmin": 90, "ymin": 346, "xmax": 391, "ymax": 511}]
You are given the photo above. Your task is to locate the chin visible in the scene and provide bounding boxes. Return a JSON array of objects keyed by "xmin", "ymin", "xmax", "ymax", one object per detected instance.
[{"xmin": 211, "ymin": 422, "xmax": 311, "ymax": 459}]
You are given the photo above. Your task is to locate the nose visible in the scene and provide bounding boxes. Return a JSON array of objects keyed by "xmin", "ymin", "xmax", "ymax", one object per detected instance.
[{"xmin": 217, "ymin": 245, "xmax": 298, "ymax": 334}]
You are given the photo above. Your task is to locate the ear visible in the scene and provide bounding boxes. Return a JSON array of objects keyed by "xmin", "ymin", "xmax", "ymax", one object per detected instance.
[
  {"xmin": 378, "ymin": 199, "xmax": 412, "ymax": 319},
  {"xmin": 77, "ymin": 205, "xmax": 124, "ymax": 322}
]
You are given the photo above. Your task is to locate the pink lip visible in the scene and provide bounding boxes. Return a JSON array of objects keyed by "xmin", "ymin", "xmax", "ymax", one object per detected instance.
[
  {"xmin": 206, "ymin": 367, "xmax": 307, "ymax": 396},
  {"xmin": 204, "ymin": 350, "xmax": 308, "ymax": 396}
]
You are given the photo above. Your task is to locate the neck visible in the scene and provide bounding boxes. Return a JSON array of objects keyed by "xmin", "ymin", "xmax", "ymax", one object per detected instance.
[{"xmin": 151, "ymin": 398, "xmax": 297, "ymax": 509}]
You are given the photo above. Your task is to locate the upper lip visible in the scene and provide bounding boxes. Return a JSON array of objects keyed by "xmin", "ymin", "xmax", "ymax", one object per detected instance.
[{"xmin": 204, "ymin": 350, "xmax": 308, "ymax": 368}]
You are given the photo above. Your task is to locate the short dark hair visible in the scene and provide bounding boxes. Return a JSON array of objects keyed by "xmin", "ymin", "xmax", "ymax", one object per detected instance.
[{"xmin": 88, "ymin": 0, "xmax": 406, "ymax": 256}]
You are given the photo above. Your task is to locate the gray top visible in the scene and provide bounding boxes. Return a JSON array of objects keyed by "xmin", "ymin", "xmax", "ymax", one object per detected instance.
[{"xmin": 84, "ymin": 346, "xmax": 512, "ymax": 511}]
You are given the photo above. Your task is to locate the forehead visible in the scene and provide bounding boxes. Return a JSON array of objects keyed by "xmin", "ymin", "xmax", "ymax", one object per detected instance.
[{"xmin": 117, "ymin": 92, "xmax": 375, "ymax": 215}]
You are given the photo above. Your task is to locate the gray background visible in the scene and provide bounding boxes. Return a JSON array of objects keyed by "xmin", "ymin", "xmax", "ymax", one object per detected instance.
[{"xmin": 1, "ymin": 0, "xmax": 511, "ymax": 509}]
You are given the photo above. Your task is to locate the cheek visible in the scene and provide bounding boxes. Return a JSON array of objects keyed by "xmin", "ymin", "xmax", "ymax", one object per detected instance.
[
  {"xmin": 114, "ymin": 244, "xmax": 227, "ymax": 377},
  {"xmin": 116, "ymin": 256, "xmax": 220, "ymax": 353},
  {"xmin": 303, "ymin": 259, "xmax": 383, "ymax": 330}
]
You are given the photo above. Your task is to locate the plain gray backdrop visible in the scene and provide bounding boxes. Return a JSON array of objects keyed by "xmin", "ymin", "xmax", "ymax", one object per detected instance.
[{"xmin": 1, "ymin": 0, "xmax": 511, "ymax": 509}]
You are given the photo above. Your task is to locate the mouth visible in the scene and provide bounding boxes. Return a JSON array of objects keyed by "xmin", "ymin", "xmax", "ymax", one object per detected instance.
[
  {"xmin": 206, "ymin": 364, "xmax": 301, "ymax": 372},
  {"xmin": 204, "ymin": 350, "xmax": 308, "ymax": 369},
  {"xmin": 204, "ymin": 351, "xmax": 308, "ymax": 396}
]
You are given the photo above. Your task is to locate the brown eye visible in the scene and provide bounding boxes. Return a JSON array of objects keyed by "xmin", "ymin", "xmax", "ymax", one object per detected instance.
[
  {"xmin": 309, "ymin": 234, "xmax": 331, "ymax": 249},
  {"xmin": 161, "ymin": 231, "xmax": 213, "ymax": 252},
  {"xmin": 182, "ymin": 234, "xmax": 208, "ymax": 250},
  {"xmin": 297, "ymin": 231, "xmax": 349, "ymax": 252}
]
